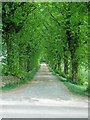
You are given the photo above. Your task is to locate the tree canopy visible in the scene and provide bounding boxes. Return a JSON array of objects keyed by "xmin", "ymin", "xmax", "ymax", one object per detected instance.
[{"xmin": 2, "ymin": 2, "xmax": 89, "ymax": 87}]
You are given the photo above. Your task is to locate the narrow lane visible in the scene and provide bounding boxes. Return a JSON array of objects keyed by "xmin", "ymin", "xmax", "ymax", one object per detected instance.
[{"xmin": 0, "ymin": 63, "xmax": 88, "ymax": 118}]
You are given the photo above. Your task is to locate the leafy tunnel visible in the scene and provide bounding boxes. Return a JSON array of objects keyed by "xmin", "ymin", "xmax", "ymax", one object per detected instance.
[{"xmin": 1, "ymin": 2, "xmax": 89, "ymax": 90}]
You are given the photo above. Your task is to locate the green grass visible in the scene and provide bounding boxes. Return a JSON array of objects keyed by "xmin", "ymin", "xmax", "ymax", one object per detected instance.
[
  {"xmin": 57, "ymin": 75, "xmax": 89, "ymax": 97},
  {"xmin": 64, "ymin": 82, "xmax": 88, "ymax": 96},
  {"xmin": 0, "ymin": 66, "xmax": 39, "ymax": 91},
  {"xmin": 56, "ymin": 74, "xmax": 89, "ymax": 96},
  {"xmin": 1, "ymin": 82, "xmax": 18, "ymax": 91},
  {"xmin": 48, "ymin": 66, "xmax": 89, "ymax": 97},
  {"xmin": 56, "ymin": 74, "xmax": 90, "ymax": 96}
]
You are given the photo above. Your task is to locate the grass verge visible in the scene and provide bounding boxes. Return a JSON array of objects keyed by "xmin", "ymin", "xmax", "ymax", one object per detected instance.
[
  {"xmin": 64, "ymin": 82, "xmax": 88, "ymax": 96},
  {"xmin": 0, "ymin": 66, "xmax": 39, "ymax": 91},
  {"xmin": 57, "ymin": 75, "xmax": 89, "ymax": 97},
  {"xmin": 48, "ymin": 66, "xmax": 89, "ymax": 97}
]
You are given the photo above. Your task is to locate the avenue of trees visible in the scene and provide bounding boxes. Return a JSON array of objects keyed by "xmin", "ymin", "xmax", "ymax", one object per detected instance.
[{"xmin": 2, "ymin": 2, "xmax": 89, "ymax": 88}]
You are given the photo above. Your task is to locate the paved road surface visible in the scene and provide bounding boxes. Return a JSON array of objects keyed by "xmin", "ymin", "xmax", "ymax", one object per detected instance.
[{"xmin": 0, "ymin": 63, "xmax": 88, "ymax": 118}]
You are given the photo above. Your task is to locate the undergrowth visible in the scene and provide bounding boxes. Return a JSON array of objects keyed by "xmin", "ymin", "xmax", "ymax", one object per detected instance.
[
  {"xmin": 49, "ymin": 66, "xmax": 89, "ymax": 97},
  {"xmin": 0, "ymin": 66, "xmax": 40, "ymax": 91}
]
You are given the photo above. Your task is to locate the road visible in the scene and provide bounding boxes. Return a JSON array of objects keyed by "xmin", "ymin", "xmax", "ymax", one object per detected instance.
[{"xmin": 0, "ymin": 63, "xmax": 88, "ymax": 118}]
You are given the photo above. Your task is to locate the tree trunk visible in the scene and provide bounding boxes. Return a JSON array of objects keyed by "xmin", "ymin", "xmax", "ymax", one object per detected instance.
[
  {"xmin": 53, "ymin": 63, "xmax": 57, "ymax": 71},
  {"xmin": 65, "ymin": 7, "xmax": 79, "ymax": 83},
  {"xmin": 19, "ymin": 43, "xmax": 24, "ymax": 69},
  {"xmin": 86, "ymin": 2, "xmax": 90, "ymax": 93},
  {"xmin": 64, "ymin": 46, "xmax": 68, "ymax": 74},
  {"xmin": 6, "ymin": 36, "xmax": 13, "ymax": 75},
  {"xmin": 57, "ymin": 61, "xmax": 61, "ymax": 72},
  {"xmin": 64, "ymin": 55, "xmax": 68, "ymax": 74},
  {"xmin": 26, "ymin": 45, "xmax": 31, "ymax": 72},
  {"xmin": 71, "ymin": 52, "xmax": 78, "ymax": 83}
]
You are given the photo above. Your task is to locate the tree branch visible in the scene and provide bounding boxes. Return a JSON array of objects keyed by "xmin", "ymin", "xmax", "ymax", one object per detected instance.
[{"xmin": 49, "ymin": 12, "xmax": 60, "ymax": 26}]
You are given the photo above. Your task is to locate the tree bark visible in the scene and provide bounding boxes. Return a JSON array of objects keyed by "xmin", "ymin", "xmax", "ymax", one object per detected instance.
[
  {"xmin": 6, "ymin": 35, "xmax": 13, "ymax": 75},
  {"xmin": 57, "ymin": 61, "xmax": 61, "ymax": 72},
  {"xmin": 26, "ymin": 45, "xmax": 31, "ymax": 72},
  {"xmin": 64, "ymin": 55, "xmax": 68, "ymax": 74},
  {"xmin": 65, "ymin": 5, "xmax": 79, "ymax": 83},
  {"xmin": 71, "ymin": 52, "xmax": 78, "ymax": 83},
  {"xmin": 19, "ymin": 43, "xmax": 24, "ymax": 69},
  {"xmin": 63, "ymin": 44, "xmax": 68, "ymax": 74}
]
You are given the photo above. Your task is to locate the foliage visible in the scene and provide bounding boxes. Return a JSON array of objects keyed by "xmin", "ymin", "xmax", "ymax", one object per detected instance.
[
  {"xmin": 1, "ymin": 66, "xmax": 39, "ymax": 91},
  {"xmin": 2, "ymin": 2, "xmax": 41, "ymax": 78},
  {"xmin": 64, "ymin": 82, "xmax": 88, "ymax": 96},
  {"xmin": 2, "ymin": 2, "xmax": 89, "ymax": 90}
]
